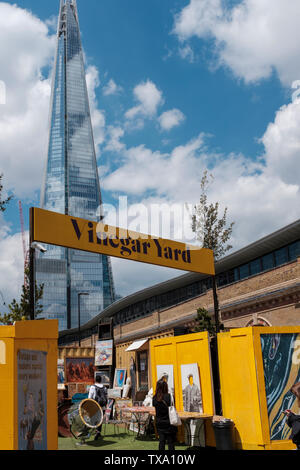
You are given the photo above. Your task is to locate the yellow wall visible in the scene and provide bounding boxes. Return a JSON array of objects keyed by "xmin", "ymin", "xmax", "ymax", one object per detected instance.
[
  {"xmin": 0, "ymin": 320, "xmax": 58, "ymax": 450},
  {"xmin": 150, "ymin": 332, "xmax": 215, "ymax": 415},
  {"xmin": 218, "ymin": 326, "xmax": 300, "ymax": 450}
]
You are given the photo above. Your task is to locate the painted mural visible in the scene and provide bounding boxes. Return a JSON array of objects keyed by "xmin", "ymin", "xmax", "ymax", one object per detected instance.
[{"xmin": 261, "ymin": 333, "xmax": 300, "ymax": 441}]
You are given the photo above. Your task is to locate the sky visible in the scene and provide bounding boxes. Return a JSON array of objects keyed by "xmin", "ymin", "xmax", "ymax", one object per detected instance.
[{"xmin": 0, "ymin": 0, "xmax": 300, "ymax": 308}]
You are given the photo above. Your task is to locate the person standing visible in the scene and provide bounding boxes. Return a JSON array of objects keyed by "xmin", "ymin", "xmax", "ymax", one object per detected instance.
[
  {"xmin": 88, "ymin": 376, "xmax": 108, "ymax": 440},
  {"xmin": 284, "ymin": 382, "xmax": 300, "ymax": 450},
  {"xmin": 153, "ymin": 380, "xmax": 177, "ymax": 452}
]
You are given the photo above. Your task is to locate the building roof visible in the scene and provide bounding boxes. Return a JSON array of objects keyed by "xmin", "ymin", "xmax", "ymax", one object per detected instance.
[{"xmin": 59, "ymin": 218, "xmax": 300, "ymax": 337}]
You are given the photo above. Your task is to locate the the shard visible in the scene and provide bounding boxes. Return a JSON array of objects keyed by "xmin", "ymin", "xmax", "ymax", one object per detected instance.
[{"xmin": 36, "ymin": 0, "xmax": 115, "ymax": 331}]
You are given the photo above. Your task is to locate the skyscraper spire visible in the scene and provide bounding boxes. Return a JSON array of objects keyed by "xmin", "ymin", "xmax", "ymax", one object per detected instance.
[{"xmin": 38, "ymin": 0, "xmax": 115, "ymax": 331}]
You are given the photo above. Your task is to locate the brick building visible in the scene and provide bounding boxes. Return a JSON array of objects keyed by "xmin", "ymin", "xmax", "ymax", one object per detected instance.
[{"xmin": 59, "ymin": 218, "xmax": 300, "ymax": 394}]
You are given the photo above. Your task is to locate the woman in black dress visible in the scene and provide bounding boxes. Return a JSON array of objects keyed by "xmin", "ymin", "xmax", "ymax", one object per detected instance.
[{"xmin": 153, "ymin": 379, "xmax": 177, "ymax": 451}]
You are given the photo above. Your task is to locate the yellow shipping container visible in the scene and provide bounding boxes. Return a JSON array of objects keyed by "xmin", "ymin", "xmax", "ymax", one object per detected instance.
[
  {"xmin": 0, "ymin": 320, "xmax": 58, "ymax": 450},
  {"xmin": 218, "ymin": 326, "xmax": 300, "ymax": 450}
]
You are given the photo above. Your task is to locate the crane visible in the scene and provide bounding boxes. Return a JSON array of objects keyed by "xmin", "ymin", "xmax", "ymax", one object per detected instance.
[{"xmin": 18, "ymin": 200, "xmax": 29, "ymax": 288}]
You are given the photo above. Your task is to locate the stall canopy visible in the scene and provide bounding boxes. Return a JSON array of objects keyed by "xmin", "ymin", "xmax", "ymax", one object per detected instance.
[{"xmin": 125, "ymin": 338, "xmax": 149, "ymax": 351}]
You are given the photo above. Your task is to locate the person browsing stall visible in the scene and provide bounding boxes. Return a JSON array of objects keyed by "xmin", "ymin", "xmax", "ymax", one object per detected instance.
[
  {"xmin": 153, "ymin": 379, "xmax": 177, "ymax": 452},
  {"xmin": 88, "ymin": 376, "xmax": 108, "ymax": 440}
]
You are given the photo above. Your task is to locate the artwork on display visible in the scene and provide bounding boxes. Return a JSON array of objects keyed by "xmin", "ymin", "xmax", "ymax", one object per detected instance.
[
  {"xmin": 113, "ymin": 368, "xmax": 127, "ymax": 389},
  {"xmin": 67, "ymin": 383, "xmax": 77, "ymax": 398},
  {"xmin": 114, "ymin": 398, "xmax": 132, "ymax": 420},
  {"xmin": 65, "ymin": 357, "xmax": 95, "ymax": 384},
  {"xmin": 130, "ymin": 357, "xmax": 136, "ymax": 400},
  {"xmin": 95, "ymin": 340, "xmax": 113, "ymax": 366},
  {"xmin": 18, "ymin": 350, "xmax": 47, "ymax": 450},
  {"xmin": 57, "ymin": 359, "xmax": 65, "ymax": 389},
  {"xmin": 181, "ymin": 363, "xmax": 203, "ymax": 413},
  {"xmin": 156, "ymin": 364, "xmax": 174, "ymax": 396},
  {"xmin": 108, "ymin": 388, "xmax": 122, "ymax": 399},
  {"xmin": 261, "ymin": 333, "xmax": 300, "ymax": 441},
  {"xmin": 95, "ymin": 370, "xmax": 110, "ymax": 386},
  {"xmin": 104, "ymin": 399, "xmax": 114, "ymax": 423}
]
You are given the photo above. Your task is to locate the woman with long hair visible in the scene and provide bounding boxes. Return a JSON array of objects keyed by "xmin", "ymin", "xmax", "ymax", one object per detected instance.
[
  {"xmin": 153, "ymin": 379, "xmax": 177, "ymax": 452},
  {"xmin": 284, "ymin": 382, "xmax": 300, "ymax": 450}
]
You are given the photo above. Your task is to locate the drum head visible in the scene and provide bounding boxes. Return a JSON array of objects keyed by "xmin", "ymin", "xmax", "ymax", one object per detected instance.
[{"xmin": 79, "ymin": 399, "xmax": 103, "ymax": 429}]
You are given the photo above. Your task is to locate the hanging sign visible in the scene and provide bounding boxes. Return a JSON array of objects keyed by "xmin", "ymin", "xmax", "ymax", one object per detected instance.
[{"xmin": 31, "ymin": 207, "xmax": 215, "ymax": 275}]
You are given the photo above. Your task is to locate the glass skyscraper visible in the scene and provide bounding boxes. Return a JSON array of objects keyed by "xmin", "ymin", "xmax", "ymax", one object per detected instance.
[{"xmin": 36, "ymin": 0, "xmax": 115, "ymax": 331}]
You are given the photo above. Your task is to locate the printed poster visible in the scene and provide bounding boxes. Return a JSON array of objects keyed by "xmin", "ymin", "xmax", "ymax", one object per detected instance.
[{"xmin": 18, "ymin": 350, "xmax": 47, "ymax": 450}]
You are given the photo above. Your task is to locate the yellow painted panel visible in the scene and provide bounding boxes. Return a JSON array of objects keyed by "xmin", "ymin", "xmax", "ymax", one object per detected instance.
[
  {"xmin": 218, "ymin": 330, "xmax": 264, "ymax": 448},
  {"xmin": 0, "ymin": 320, "xmax": 58, "ymax": 450},
  {"xmin": 150, "ymin": 332, "xmax": 214, "ymax": 415},
  {"xmin": 0, "ymin": 338, "xmax": 14, "ymax": 450},
  {"xmin": 32, "ymin": 207, "xmax": 215, "ymax": 275}
]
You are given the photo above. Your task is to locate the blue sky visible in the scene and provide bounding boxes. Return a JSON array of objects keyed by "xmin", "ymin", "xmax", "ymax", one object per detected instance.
[{"xmin": 1, "ymin": 0, "xmax": 300, "ymax": 304}]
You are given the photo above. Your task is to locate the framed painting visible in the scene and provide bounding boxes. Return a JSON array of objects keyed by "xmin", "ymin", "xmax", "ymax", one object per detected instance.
[
  {"xmin": 95, "ymin": 340, "xmax": 113, "ymax": 366},
  {"xmin": 65, "ymin": 357, "xmax": 95, "ymax": 384},
  {"xmin": 113, "ymin": 368, "xmax": 127, "ymax": 389}
]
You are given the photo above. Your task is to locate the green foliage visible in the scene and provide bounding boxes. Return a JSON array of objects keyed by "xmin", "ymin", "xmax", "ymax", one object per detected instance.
[
  {"xmin": 193, "ymin": 307, "xmax": 224, "ymax": 336},
  {"xmin": 193, "ymin": 307, "xmax": 216, "ymax": 336},
  {"xmin": 0, "ymin": 173, "xmax": 12, "ymax": 213},
  {"xmin": 192, "ymin": 170, "xmax": 234, "ymax": 260},
  {"xmin": 0, "ymin": 268, "xmax": 44, "ymax": 325}
]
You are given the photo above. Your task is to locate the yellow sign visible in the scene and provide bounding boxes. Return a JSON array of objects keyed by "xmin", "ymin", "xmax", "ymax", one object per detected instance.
[{"xmin": 31, "ymin": 208, "xmax": 215, "ymax": 275}]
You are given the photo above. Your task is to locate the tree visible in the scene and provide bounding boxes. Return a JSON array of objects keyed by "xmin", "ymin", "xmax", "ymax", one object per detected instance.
[
  {"xmin": 192, "ymin": 170, "xmax": 234, "ymax": 333},
  {"xmin": 0, "ymin": 173, "xmax": 12, "ymax": 213},
  {"xmin": 192, "ymin": 170, "xmax": 234, "ymax": 260},
  {"xmin": 193, "ymin": 307, "xmax": 224, "ymax": 336},
  {"xmin": 0, "ymin": 267, "xmax": 44, "ymax": 325}
]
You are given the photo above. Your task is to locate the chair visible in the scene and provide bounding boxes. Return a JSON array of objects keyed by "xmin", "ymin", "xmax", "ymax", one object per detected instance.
[{"xmin": 103, "ymin": 406, "xmax": 126, "ymax": 437}]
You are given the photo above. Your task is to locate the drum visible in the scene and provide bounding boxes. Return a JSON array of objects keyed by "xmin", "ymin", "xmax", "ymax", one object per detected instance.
[{"xmin": 68, "ymin": 399, "xmax": 103, "ymax": 440}]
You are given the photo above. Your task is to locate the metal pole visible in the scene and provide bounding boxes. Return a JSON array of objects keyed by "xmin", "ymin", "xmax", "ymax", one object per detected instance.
[
  {"xmin": 78, "ymin": 292, "xmax": 88, "ymax": 347},
  {"xmin": 212, "ymin": 275, "xmax": 220, "ymax": 334},
  {"xmin": 211, "ymin": 274, "xmax": 222, "ymax": 415},
  {"xmin": 29, "ymin": 208, "xmax": 35, "ymax": 320},
  {"xmin": 78, "ymin": 293, "xmax": 81, "ymax": 347}
]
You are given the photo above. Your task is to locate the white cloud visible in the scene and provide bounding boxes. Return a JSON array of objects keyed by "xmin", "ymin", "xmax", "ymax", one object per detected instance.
[
  {"xmin": 103, "ymin": 78, "xmax": 123, "ymax": 96},
  {"xmin": 158, "ymin": 108, "xmax": 186, "ymax": 131},
  {"xmin": 0, "ymin": 230, "xmax": 25, "ymax": 307},
  {"xmin": 0, "ymin": 3, "xmax": 56, "ymax": 198},
  {"xmin": 173, "ymin": 0, "xmax": 300, "ymax": 85},
  {"xmin": 86, "ymin": 65, "xmax": 106, "ymax": 154},
  {"xmin": 261, "ymin": 99, "xmax": 300, "ymax": 186},
  {"xmin": 105, "ymin": 125, "xmax": 125, "ymax": 153},
  {"xmin": 125, "ymin": 80, "xmax": 164, "ymax": 122}
]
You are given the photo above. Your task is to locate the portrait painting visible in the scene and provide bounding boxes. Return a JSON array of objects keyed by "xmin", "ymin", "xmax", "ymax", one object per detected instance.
[
  {"xmin": 181, "ymin": 363, "xmax": 203, "ymax": 413},
  {"xmin": 65, "ymin": 357, "xmax": 95, "ymax": 384},
  {"xmin": 156, "ymin": 364, "xmax": 174, "ymax": 396}
]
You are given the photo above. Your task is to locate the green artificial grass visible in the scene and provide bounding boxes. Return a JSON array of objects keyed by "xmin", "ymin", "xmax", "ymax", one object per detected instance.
[{"xmin": 58, "ymin": 424, "xmax": 189, "ymax": 451}]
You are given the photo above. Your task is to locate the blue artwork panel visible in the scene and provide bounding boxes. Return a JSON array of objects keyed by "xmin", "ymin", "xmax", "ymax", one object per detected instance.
[{"xmin": 261, "ymin": 333, "xmax": 300, "ymax": 441}]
